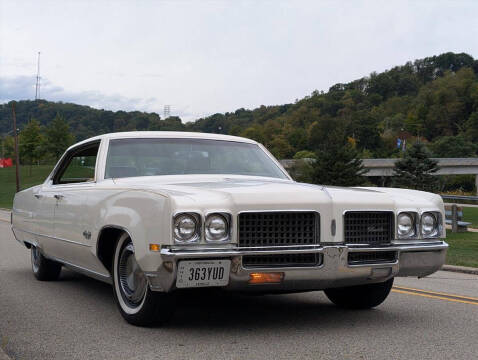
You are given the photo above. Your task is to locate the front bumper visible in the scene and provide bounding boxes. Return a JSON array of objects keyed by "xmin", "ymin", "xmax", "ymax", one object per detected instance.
[{"xmin": 145, "ymin": 241, "xmax": 448, "ymax": 292}]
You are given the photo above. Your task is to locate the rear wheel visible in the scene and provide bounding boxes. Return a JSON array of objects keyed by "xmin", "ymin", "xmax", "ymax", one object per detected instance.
[
  {"xmin": 112, "ymin": 233, "xmax": 175, "ymax": 326},
  {"xmin": 324, "ymin": 278, "xmax": 394, "ymax": 309},
  {"xmin": 31, "ymin": 246, "xmax": 62, "ymax": 281}
]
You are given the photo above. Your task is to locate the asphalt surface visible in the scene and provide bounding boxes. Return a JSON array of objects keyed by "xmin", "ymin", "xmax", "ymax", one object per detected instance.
[{"xmin": 1, "ymin": 220, "xmax": 477, "ymax": 360}]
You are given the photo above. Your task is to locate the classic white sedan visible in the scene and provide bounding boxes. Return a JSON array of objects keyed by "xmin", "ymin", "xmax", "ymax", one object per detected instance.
[{"xmin": 11, "ymin": 131, "xmax": 448, "ymax": 326}]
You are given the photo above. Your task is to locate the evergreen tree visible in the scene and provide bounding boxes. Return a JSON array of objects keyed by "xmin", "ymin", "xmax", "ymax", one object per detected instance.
[
  {"xmin": 19, "ymin": 118, "xmax": 45, "ymax": 174},
  {"xmin": 310, "ymin": 143, "xmax": 366, "ymax": 186},
  {"xmin": 45, "ymin": 113, "xmax": 75, "ymax": 161},
  {"xmin": 393, "ymin": 142, "xmax": 439, "ymax": 191}
]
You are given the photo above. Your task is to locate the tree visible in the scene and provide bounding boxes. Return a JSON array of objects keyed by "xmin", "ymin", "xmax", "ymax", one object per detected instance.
[
  {"xmin": 310, "ymin": 143, "xmax": 367, "ymax": 186},
  {"xmin": 429, "ymin": 135, "xmax": 477, "ymax": 157},
  {"xmin": 19, "ymin": 118, "xmax": 45, "ymax": 174},
  {"xmin": 44, "ymin": 113, "xmax": 75, "ymax": 161},
  {"xmin": 293, "ymin": 150, "xmax": 316, "ymax": 159},
  {"xmin": 465, "ymin": 111, "xmax": 478, "ymax": 143},
  {"xmin": 1, "ymin": 135, "xmax": 15, "ymax": 159},
  {"xmin": 393, "ymin": 142, "xmax": 439, "ymax": 191}
]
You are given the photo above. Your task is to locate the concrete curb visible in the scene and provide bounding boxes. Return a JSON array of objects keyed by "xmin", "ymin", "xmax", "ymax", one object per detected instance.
[{"xmin": 442, "ymin": 264, "xmax": 478, "ymax": 275}]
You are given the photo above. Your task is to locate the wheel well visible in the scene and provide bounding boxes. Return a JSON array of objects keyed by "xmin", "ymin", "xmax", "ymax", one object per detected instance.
[{"xmin": 97, "ymin": 227, "xmax": 125, "ymax": 273}]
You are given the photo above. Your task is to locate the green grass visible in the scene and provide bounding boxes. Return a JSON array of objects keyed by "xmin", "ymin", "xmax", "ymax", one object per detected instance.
[
  {"xmin": 445, "ymin": 231, "xmax": 478, "ymax": 268},
  {"xmin": 0, "ymin": 165, "xmax": 53, "ymax": 209},
  {"xmin": 463, "ymin": 207, "xmax": 478, "ymax": 228}
]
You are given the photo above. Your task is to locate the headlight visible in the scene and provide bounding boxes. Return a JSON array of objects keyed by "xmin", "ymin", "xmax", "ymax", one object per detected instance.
[
  {"xmin": 173, "ymin": 213, "xmax": 200, "ymax": 243},
  {"xmin": 205, "ymin": 213, "xmax": 230, "ymax": 242},
  {"xmin": 421, "ymin": 212, "xmax": 440, "ymax": 238},
  {"xmin": 397, "ymin": 212, "xmax": 417, "ymax": 238}
]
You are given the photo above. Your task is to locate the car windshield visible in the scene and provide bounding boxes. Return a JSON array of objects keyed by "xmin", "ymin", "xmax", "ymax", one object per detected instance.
[{"xmin": 105, "ymin": 138, "xmax": 288, "ymax": 179}]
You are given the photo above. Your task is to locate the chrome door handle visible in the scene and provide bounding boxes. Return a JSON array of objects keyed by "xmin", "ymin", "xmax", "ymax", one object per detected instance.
[
  {"xmin": 54, "ymin": 194, "xmax": 64, "ymax": 200},
  {"xmin": 34, "ymin": 194, "xmax": 43, "ymax": 199}
]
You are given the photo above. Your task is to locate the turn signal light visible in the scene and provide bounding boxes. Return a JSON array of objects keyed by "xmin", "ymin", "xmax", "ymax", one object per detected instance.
[
  {"xmin": 149, "ymin": 244, "xmax": 161, "ymax": 252},
  {"xmin": 249, "ymin": 272, "xmax": 284, "ymax": 285}
]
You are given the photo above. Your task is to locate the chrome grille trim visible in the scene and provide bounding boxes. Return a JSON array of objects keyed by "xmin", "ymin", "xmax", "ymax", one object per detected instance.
[
  {"xmin": 348, "ymin": 251, "xmax": 397, "ymax": 265},
  {"xmin": 242, "ymin": 253, "xmax": 322, "ymax": 268},
  {"xmin": 344, "ymin": 211, "xmax": 394, "ymax": 245},
  {"xmin": 238, "ymin": 211, "xmax": 320, "ymax": 247}
]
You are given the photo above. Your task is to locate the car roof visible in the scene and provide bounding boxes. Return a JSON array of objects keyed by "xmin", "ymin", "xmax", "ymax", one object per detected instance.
[{"xmin": 69, "ymin": 131, "xmax": 258, "ymax": 149}]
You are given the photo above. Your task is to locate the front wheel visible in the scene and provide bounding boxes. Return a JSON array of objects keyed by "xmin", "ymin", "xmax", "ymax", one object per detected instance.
[
  {"xmin": 31, "ymin": 246, "xmax": 62, "ymax": 281},
  {"xmin": 324, "ymin": 278, "xmax": 394, "ymax": 309},
  {"xmin": 112, "ymin": 233, "xmax": 175, "ymax": 326}
]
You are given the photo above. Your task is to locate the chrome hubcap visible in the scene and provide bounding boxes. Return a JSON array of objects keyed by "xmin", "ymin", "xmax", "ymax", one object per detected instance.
[
  {"xmin": 31, "ymin": 247, "xmax": 40, "ymax": 273},
  {"xmin": 118, "ymin": 243, "xmax": 147, "ymax": 307}
]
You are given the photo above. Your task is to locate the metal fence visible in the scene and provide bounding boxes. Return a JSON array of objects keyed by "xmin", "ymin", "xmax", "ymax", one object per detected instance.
[{"xmin": 441, "ymin": 195, "xmax": 478, "ymax": 203}]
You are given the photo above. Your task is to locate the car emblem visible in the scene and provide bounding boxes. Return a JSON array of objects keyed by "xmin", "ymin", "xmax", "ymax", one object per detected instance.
[{"xmin": 367, "ymin": 225, "xmax": 383, "ymax": 233}]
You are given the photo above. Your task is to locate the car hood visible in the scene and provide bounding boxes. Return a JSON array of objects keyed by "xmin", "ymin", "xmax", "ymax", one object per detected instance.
[{"xmin": 111, "ymin": 175, "xmax": 443, "ymax": 214}]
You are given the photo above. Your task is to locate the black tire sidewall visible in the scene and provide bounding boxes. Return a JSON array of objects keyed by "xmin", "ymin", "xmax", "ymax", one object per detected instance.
[
  {"xmin": 324, "ymin": 278, "xmax": 394, "ymax": 309},
  {"xmin": 31, "ymin": 246, "xmax": 62, "ymax": 281}
]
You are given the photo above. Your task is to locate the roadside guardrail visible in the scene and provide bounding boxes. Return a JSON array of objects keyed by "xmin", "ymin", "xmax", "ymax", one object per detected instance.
[{"xmin": 441, "ymin": 195, "xmax": 478, "ymax": 202}]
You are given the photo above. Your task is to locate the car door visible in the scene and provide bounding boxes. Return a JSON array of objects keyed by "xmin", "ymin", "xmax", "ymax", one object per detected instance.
[
  {"xmin": 40, "ymin": 141, "xmax": 100, "ymax": 267},
  {"xmin": 34, "ymin": 183, "xmax": 59, "ymax": 251}
]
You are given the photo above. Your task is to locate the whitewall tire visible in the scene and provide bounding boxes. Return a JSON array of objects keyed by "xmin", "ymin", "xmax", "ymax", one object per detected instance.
[{"xmin": 112, "ymin": 233, "xmax": 175, "ymax": 326}]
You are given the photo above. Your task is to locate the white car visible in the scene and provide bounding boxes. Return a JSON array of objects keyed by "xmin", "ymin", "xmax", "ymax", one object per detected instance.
[{"xmin": 11, "ymin": 131, "xmax": 448, "ymax": 325}]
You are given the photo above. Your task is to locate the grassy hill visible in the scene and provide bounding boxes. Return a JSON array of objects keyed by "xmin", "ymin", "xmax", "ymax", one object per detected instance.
[{"xmin": 2, "ymin": 52, "xmax": 478, "ymax": 162}]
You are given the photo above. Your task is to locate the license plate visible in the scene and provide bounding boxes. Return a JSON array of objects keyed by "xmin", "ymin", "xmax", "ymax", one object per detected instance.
[{"xmin": 176, "ymin": 260, "xmax": 231, "ymax": 288}]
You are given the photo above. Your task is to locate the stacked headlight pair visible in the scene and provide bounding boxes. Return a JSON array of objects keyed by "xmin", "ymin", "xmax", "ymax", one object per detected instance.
[
  {"xmin": 173, "ymin": 213, "xmax": 230, "ymax": 244},
  {"xmin": 397, "ymin": 211, "xmax": 441, "ymax": 239}
]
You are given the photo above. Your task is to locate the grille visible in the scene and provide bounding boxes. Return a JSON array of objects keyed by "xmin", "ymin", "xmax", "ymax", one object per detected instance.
[
  {"xmin": 344, "ymin": 211, "xmax": 394, "ymax": 245},
  {"xmin": 348, "ymin": 251, "xmax": 397, "ymax": 265},
  {"xmin": 238, "ymin": 212, "xmax": 318, "ymax": 247},
  {"xmin": 243, "ymin": 253, "xmax": 321, "ymax": 268}
]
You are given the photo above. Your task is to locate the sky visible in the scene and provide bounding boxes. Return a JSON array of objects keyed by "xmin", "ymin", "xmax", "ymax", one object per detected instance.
[{"xmin": 1, "ymin": 0, "xmax": 478, "ymax": 122}]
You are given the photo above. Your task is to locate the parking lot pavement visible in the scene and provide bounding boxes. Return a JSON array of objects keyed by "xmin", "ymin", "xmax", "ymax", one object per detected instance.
[{"xmin": 1, "ymin": 220, "xmax": 477, "ymax": 360}]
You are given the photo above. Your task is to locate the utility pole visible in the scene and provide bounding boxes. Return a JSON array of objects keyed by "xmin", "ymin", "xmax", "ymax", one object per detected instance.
[
  {"xmin": 35, "ymin": 52, "xmax": 41, "ymax": 100},
  {"xmin": 11, "ymin": 102, "xmax": 21, "ymax": 192}
]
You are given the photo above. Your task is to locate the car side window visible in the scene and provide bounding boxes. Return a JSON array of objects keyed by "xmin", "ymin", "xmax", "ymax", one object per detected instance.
[{"xmin": 53, "ymin": 142, "xmax": 100, "ymax": 185}]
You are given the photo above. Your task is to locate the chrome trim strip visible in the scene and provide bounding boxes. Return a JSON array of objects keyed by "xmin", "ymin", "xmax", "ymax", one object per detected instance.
[
  {"xmin": 238, "ymin": 209, "xmax": 321, "ymax": 213},
  {"xmin": 160, "ymin": 241, "xmax": 448, "ymax": 259},
  {"xmin": 47, "ymin": 255, "xmax": 111, "ymax": 283},
  {"xmin": 12, "ymin": 227, "xmax": 91, "ymax": 248},
  {"xmin": 342, "ymin": 209, "xmax": 397, "ymax": 215}
]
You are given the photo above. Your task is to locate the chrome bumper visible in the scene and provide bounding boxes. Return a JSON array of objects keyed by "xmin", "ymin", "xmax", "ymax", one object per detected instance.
[{"xmin": 145, "ymin": 241, "xmax": 448, "ymax": 292}]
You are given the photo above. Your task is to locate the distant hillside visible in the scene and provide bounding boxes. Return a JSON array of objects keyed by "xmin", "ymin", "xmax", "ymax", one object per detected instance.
[{"xmin": 2, "ymin": 52, "xmax": 478, "ymax": 159}]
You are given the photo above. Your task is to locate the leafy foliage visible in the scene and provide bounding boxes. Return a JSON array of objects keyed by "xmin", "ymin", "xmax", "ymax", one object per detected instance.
[
  {"xmin": 1, "ymin": 52, "xmax": 478, "ymax": 168},
  {"xmin": 19, "ymin": 118, "xmax": 45, "ymax": 173},
  {"xmin": 429, "ymin": 135, "xmax": 477, "ymax": 158},
  {"xmin": 44, "ymin": 114, "xmax": 75, "ymax": 161}
]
